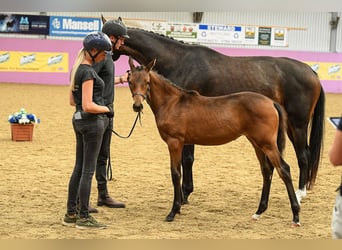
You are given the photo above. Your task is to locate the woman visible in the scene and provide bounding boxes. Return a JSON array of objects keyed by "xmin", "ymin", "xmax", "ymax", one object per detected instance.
[{"xmin": 62, "ymin": 31, "xmax": 113, "ymax": 229}]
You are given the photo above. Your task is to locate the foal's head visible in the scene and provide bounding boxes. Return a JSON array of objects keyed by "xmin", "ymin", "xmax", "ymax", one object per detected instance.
[{"xmin": 128, "ymin": 56, "xmax": 156, "ymax": 112}]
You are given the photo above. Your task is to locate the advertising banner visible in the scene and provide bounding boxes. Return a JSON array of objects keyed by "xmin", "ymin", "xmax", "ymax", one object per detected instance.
[
  {"xmin": 307, "ymin": 62, "xmax": 342, "ymax": 81},
  {"xmin": 258, "ymin": 27, "xmax": 272, "ymax": 45},
  {"xmin": 0, "ymin": 51, "xmax": 68, "ymax": 73},
  {"xmin": 271, "ymin": 27, "xmax": 288, "ymax": 47},
  {"xmin": 0, "ymin": 13, "xmax": 49, "ymax": 35},
  {"xmin": 166, "ymin": 23, "xmax": 198, "ymax": 43},
  {"xmin": 244, "ymin": 26, "xmax": 258, "ymax": 45},
  {"xmin": 197, "ymin": 24, "xmax": 243, "ymax": 44},
  {"xmin": 49, "ymin": 16, "xmax": 101, "ymax": 37},
  {"xmin": 125, "ymin": 19, "xmax": 168, "ymax": 35},
  {"xmin": 196, "ymin": 24, "xmax": 287, "ymax": 47}
]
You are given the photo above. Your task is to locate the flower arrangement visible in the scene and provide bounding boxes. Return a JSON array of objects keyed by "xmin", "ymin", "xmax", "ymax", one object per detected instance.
[{"xmin": 8, "ymin": 108, "xmax": 40, "ymax": 124}]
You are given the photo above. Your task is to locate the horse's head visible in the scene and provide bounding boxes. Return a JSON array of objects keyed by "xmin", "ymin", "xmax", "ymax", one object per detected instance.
[
  {"xmin": 128, "ymin": 56, "xmax": 156, "ymax": 113},
  {"xmin": 101, "ymin": 14, "xmax": 165, "ymax": 65},
  {"xmin": 101, "ymin": 14, "xmax": 129, "ymax": 61}
]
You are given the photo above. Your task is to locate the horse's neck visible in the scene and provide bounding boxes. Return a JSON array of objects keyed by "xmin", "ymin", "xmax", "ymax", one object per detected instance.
[
  {"xmin": 127, "ymin": 31, "xmax": 186, "ymax": 72},
  {"xmin": 148, "ymin": 72, "xmax": 181, "ymax": 112}
]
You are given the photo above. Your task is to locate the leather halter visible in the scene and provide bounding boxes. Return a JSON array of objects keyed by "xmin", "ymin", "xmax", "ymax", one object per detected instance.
[
  {"xmin": 128, "ymin": 70, "xmax": 150, "ymax": 100},
  {"xmin": 132, "ymin": 92, "xmax": 147, "ymax": 100}
]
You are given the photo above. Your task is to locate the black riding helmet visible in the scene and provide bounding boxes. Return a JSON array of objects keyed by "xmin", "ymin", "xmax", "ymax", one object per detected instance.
[
  {"xmin": 102, "ymin": 18, "xmax": 129, "ymax": 38},
  {"xmin": 83, "ymin": 31, "xmax": 112, "ymax": 51}
]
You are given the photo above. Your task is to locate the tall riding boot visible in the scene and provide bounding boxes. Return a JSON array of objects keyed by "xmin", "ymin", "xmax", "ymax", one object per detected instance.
[{"xmin": 97, "ymin": 185, "xmax": 126, "ymax": 208}]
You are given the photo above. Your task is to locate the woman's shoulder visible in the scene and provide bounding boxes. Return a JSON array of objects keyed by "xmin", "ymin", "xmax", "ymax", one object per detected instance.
[
  {"xmin": 79, "ymin": 64, "xmax": 96, "ymax": 73},
  {"xmin": 78, "ymin": 63, "xmax": 93, "ymax": 70},
  {"xmin": 77, "ymin": 64, "xmax": 97, "ymax": 80}
]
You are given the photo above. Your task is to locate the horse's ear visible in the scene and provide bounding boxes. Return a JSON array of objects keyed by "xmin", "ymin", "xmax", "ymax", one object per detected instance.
[
  {"xmin": 128, "ymin": 56, "xmax": 135, "ymax": 72},
  {"xmin": 101, "ymin": 14, "xmax": 107, "ymax": 24},
  {"xmin": 146, "ymin": 58, "xmax": 156, "ymax": 72},
  {"xmin": 118, "ymin": 16, "xmax": 122, "ymax": 21}
]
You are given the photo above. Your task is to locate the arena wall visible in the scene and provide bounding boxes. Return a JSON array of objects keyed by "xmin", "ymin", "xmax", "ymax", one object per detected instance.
[{"xmin": 1, "ymin": 37, "xmax": 341, "ymax": 92}]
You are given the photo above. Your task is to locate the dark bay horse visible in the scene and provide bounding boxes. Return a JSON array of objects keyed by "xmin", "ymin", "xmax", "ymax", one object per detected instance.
[
  {"xmin": 105, "ymin": 16, "xmax": 325, "ymax": 204},
  {"xmin": 127, "ymin": 56, "xmax": 300, "ymax": 226}
]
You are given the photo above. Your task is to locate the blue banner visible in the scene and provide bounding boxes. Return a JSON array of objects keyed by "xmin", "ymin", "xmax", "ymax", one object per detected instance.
[{"xmin": 49, "ymin": 16, "xmax": 101, "ymax": 37}]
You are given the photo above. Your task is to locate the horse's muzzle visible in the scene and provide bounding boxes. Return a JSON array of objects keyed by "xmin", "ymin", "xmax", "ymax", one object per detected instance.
[
  {"xmin": 133, "ymin": 103, "xmax": 143, "ymax": 112},
  {"xmin": 132, "ymin": 92, "xmax": 145, "ymax": 113}
]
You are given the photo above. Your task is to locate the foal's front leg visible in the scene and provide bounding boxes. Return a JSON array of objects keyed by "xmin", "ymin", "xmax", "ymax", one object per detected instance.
[
  {"xmin": 166, "ymin": 140, "xmax": 184, "ymax": 222},
  {"xmin": 181, "ymin": 144, "xmax": 195, "ymax": 204}
]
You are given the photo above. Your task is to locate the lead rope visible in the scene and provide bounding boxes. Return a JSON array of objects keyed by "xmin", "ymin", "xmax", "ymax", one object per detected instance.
[
  {"xmin": 112, "ymin": 111, "xmax": 142, "ymax": 139},
  {"xmin": 106, "ymin": 112, "xmax": 142, "ymax": 180}
]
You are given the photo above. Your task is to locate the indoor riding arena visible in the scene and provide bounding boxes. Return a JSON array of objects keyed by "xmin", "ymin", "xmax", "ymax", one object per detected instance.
[{"xmin": 0, "ymin": 10, "xmax": 342, "ymax": 239}]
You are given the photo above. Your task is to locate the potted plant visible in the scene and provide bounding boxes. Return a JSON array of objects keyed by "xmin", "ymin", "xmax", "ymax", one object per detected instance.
[{"xmin": 8, "ymin": 108, "xmax": 40, "ymax": 141}]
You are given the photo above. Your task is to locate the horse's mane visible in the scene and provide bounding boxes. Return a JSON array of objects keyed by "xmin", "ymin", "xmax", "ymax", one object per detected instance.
[{"xmin": 128, "ymin": 27, "xmax": 190, "ymax": 45}]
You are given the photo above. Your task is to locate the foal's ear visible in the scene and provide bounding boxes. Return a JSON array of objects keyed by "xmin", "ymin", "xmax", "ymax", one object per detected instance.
[
  {"xmin": 146, "ymin": 58, "xmax": 156, "ymax": 71},
  {"xmin": 101, "ymin": 14, "xmax": 107, "ymax": 24}
]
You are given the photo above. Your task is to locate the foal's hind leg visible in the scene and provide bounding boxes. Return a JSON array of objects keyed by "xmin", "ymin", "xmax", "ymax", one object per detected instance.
[
  {"xmin": 268, "ymin": 151, "xmax": 301, "ymax": 226},
  {"xmin": 277, "ymin": 157, "xmax": 301, "ymax": 226},
  {"xmin": 181, "ymin": 144, "xmax": 195, "ymax": 204},
  {"xmin": 252, "ymin": 147, "xmax": 274, "ymax": 221}
]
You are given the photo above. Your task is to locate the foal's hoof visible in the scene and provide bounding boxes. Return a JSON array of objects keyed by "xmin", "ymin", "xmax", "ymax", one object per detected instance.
[
  {"xmin": 165, "ymin": 215, "xmax": 174, "ymax": 222},
  {"xmin": 182, "ymin": 199, "xmax": 189, "ymax": 205},
  {"xmin": 166, "ymin": 210, "xmax": 181, "ymax": 222},
  {"xmin": 291, "ymin": 222, "xmax": 301, "ymax": 227}
]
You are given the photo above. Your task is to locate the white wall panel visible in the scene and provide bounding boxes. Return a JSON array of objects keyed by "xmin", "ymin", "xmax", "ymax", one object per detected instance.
[
  {"xmin": 50, "ymin": 11, "xmax": 340, "ymax": 52},
  {"xmin": 198, "ymin": 12, "xmax": 332, "ymax": 52},
  {"xmin": 1, "ymin": 12, "xmax": 342, "ymax": 52}
]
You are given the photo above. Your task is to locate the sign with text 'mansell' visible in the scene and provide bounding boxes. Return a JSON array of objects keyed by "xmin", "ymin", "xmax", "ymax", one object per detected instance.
[{"xmin": 49, "ymin": 16, "xmax": 101, "ymax": 37}]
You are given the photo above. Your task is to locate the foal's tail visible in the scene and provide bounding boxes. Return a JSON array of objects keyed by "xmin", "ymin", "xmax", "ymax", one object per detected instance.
[{"xmin": 274, "ymin": 102, "xmax": 287, "ymax": 155}]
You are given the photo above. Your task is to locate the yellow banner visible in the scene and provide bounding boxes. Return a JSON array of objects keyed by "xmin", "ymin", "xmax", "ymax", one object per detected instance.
[
  {"xmin": 306, "ymin": 61, "xmax": 342, "ymax": 81},
  {"xmin": 0, "ymin": 51, "xmax": 69, "ymax": 72}
]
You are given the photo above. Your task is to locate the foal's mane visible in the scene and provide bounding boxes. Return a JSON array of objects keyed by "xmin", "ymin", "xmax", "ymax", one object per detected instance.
[
  {"xmin": 135, "ymin": 65, "xmax": 199, "ymax": 96},
  {"xmin": 151, "ymin": 71, "xmax": 200, "ymax": 96}
]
